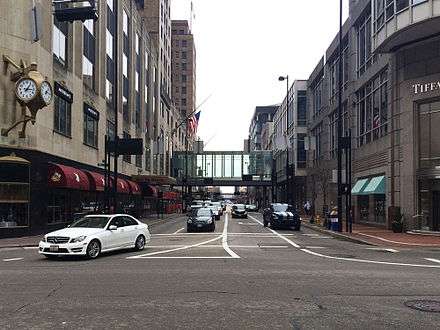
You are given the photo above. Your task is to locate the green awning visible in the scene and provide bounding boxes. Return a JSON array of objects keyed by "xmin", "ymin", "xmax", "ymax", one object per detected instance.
[
  {"xmin": 362, "ymin": 175, "xmax": 386, "ymax": 195},
  {"xmin": 351, "ymin": 178, "xmax": 369, "ymax": 195}
]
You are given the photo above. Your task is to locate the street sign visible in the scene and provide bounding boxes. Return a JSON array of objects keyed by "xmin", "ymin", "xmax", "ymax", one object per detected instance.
[{"xmin": 107, "ymin": 138, "xmax": 143, "ymax": 155}]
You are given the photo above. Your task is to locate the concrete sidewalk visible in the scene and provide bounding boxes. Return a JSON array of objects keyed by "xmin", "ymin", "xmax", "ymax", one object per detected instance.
[
  {"xmin": 0, "ymin": 213, "xmax": 184, "ymax": 249},
  {"xmin": 303, "ymin": 218, "xmax": 440, "ymax": 247}
]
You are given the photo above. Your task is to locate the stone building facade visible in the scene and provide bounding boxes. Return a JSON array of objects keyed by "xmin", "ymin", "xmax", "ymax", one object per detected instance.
[
  {"xmin": 306, "ymin": 0, "xmax": 440, "ymax": 230},
  {"xmin": 0, "ymin": 0, "xmax": 184, "ymax": 236}
]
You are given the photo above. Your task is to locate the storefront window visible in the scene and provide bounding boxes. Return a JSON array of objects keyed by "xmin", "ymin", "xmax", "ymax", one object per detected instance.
[
  {"xmin": 0, "ymin": 159, "xmax": 30, "ymax": 228},
  {"xmin": 374, "ymin": 195, "xmax": 386, "ymax": 223},
  {"xmin": 358, "ymin": 195, "xmax": 369, "ymax": 222}
]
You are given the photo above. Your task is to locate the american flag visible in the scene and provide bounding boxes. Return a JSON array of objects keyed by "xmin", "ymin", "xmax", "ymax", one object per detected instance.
[
  {"xmin": 188, "ymin": 111, "xmax": 201, "ymax": 137},
  {"xmin": 373, "ymin": 113, "xmax": 380, "ymax": 128}
]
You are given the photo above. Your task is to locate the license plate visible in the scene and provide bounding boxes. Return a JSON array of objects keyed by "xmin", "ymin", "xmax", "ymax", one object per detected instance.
[
  {"xmin": 50, "ymin": 245, "xmax": 59, "ymax": 252},
  {"xmin": 197, "ymin": 224, "xmax": 202, "ymax": 228}
]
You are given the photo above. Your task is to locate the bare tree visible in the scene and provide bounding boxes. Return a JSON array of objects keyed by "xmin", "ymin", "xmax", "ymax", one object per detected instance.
[{"xmin": 308, "ymin": 161, "xmax": 332, "ymax": 216}]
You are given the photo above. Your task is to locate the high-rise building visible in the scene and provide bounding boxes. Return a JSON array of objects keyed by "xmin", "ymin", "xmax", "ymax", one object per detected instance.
[
  {"xmin": 139, "ymin": 0, "xmax": 178, "ymax": 176},
  {"xmin": 0, "ymin": 0, "xmax": 179, "ymax": 237},
  {"xmin": 171, "ymin": 20, "xmax": 197, "ymax": 120}
]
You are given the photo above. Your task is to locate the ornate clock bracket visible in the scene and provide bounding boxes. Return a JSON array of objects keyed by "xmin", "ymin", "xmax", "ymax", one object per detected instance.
[{"xmin": 2, "ymin": 55, "xmax": 52, "ymax": 138}]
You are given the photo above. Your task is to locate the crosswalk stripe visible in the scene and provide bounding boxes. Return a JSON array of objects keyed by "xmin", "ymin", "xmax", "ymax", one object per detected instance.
[{"xmin": 3, "ymin": 258, "xmax": 24, "ymax": 262}]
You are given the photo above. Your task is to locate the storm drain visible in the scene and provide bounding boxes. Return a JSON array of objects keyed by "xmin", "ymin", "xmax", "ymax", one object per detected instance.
[{"xmin": 405, "ymin": 300, "xmax": 440, "ymax": 313}]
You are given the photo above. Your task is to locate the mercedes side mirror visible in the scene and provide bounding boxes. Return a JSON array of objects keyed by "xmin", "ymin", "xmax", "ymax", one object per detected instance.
[{"xmin": 108, "ymin": 225, "xmax": 117, "ymax": 231}]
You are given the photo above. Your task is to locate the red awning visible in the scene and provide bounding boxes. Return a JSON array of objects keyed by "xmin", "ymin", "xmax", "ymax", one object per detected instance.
[
  {"xmin": 145, "ymin": 185, "xmax": 158, "ymax": 198},
  {"xmin": 117, "ymin": 178, "xmax": 130, "ymax": 194},
  {"xmin": 163, "ymin": 191, "xmax": 179, "ymax": 200},
  {"xmin": 48, "ymin": 163, "xmax": 90, "ymax": 191},
  {"xmin": 84, "ymin": 171, "xmax": 106, "ymax": 192},
  {"xmin": 127, "ymin": 180, "xmax": 141, "ymax": 195}
]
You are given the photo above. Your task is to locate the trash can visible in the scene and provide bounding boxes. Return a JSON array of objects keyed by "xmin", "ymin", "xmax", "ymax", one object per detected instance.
[{"xmin": 330, "ymin": 208, "xmax": 338, "ymax": 231}]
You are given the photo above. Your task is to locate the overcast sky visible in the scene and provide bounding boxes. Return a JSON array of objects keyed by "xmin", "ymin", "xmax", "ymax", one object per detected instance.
[{"xmin": 172, "ymin": 0, "xmax": 349, "ymax": 151}]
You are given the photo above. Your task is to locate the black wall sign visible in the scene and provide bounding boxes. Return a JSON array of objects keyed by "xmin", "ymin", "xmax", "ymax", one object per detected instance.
[
  {"xmin": 83, "ymin": 103, "xmax": 99, "ymax": 120},
  {"xmin": 54, "ymin": 82, "xmax": 73, "ymax": 103},
  {"xmin": 108, "ymin": 138, "xmax": 143, "ymax": 155}
]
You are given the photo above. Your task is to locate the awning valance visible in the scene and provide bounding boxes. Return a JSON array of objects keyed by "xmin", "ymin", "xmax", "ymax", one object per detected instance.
[
  {"xmin": 351, "ymin": 178, "xmax": 369, "ymax": 195},
  {"xmin": 363, "ymin": 175, "xmax": 386, "ymax": 195},
  {"xmin": 127, "ymin": 180, "xmax": 142, "ymax": 195},
  {"xmin": 116, "ymin": 178, "xmax": 130, "ymax": 194},
  {"xmin": 144, "ymin": 185, "xmax": 158, "ymax": 198},
  {"xmin": 48, "ymin": 163, "xmax": 89, "ymax": 191},
  {"xmin": 84, "ymin": 171, "xmax": 106, "ymax": 192}
]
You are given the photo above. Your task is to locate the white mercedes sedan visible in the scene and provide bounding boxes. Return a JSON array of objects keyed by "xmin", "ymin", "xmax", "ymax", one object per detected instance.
[{"xmin": 39, "ymin": 214, "xmax": 151, "ymax": 259}]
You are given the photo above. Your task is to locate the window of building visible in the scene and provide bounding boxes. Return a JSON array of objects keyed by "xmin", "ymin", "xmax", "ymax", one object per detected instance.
[
  {"xmin": 106, "ymin": 120, "xmax": 115, "ymax": 141},
  {"xmin": 182, "ymin": 40, "xmax": 187, "ymax": 47},
  {"xmin": 123, "ymin": 10, "xmax": 129, "ymax": 35},
  {"xmin": 297, "ymin": 134, "xmax": 307, "ymax": 169},
  {"xmin": 54, "ymin": 95, "xmax": 71, "ymax": 137},
  {"xmin": 181, "ymin": 98, "xmax": 187, "ymax": 106},
  {"xmin": 357, "ymin": 69, "xmax": 389, "ymax": 146},
  {"xmin": 357, "ymin": 11, "xmax": 374, "ymax": 77},
  {"xmin": 182, "ymin": 86, "xmax": 187, "ymax": 94},
  {"xmin": 418, "ymin": 100, "xmax": 440, "ymax": 169},
  {"xmin": 313, "ymin": 78, "xmax": 323, "ymax": 117},
  {"xmin": 106, "ymin": 30, "xmax": 113, "ymax": 59},
  {"xmin": 329, "ymin": 44, "xmax": 349, "ymax": 101},
  {"xmin": 123, "ymin": 132, "xmax": 131, "ymax": 163},
  {"xmin": 53, "ymin": 18, "xmax": 68, "ymax": 66},
  {"xmin": 182, "ymin": 63, "xmax": 187, "ymax": 71},
  {"xmin": 297, "ymin": 91, "xmax": 307, "ymax": 126},
  {"xmin": 312, "ymin": 123, "xmax": 323, "ymax": 160},
  {"xmin": 329, "ymin": 104, "xmax": 349, "ymax": 158},
  {"xmin": 83, "ymin": 20, "xmax": 95, "ymax": 88},
  {"xmin": 182, "ymin": 51, "xmax": 187, "ymax": 59},
  {"xmin": 181, "ymin": 74, "xmax": 187, "ymax": 82},
  {"xmin": 136, "ymin": 155, "xmax": 142, "ymax": 168},
  {"xmin": 83, "ymin": 104, "xmax": 99, "ymax": 148}
]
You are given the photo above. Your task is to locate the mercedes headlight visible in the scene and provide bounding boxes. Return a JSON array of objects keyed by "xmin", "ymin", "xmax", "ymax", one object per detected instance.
[
  {"xmin": 70, "ymin": 235, "xmax": 87, "ymax": 243},
  {"xmin": 207, "ymin": 219, "xmax": 213, "ymax": 224},
  {"xmin": 272, "ymin": 214, "xmax": 279, "ymax": 220},
  {"xmin": 41, "ymin": 236, "xmax": 46, "ymax": 243},
  {"xmin": 187, "ymin": 219, "xmax": 193, "ymax": 224}
]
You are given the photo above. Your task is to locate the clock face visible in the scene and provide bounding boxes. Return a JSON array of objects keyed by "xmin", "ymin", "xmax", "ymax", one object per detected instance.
[
  {"xmin": 16, "ymin": 78, "xmax": 37, "ymax": 102},
  {"xmin": 40, "ymin": 81, "xmax": 53, "ymax": 105}
]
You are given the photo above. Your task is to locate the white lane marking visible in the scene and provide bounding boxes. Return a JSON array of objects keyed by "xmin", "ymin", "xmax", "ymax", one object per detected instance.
[
  {"xmin": 425, "ymin": 258, "xmax": 440, "ymax": 264},
  {"xmin": 23, "ymin": 247, "xmax": 38, "ymax": 250},
  {"xmin": 248, "ymin": 215, "xmax": 440, "ymax": 269},
  {"xmin": 133, "ymin": 256, "xmax": 233, "ymax": 259},
  {"xmin": 151, "ymin": 232, "xmax": 296, "ymax": 237},
  {"xmin": 222, "ymin": 214, "xmax": 240, "ymax": 259},
  {"xmin": 128, "ymin": 235, "xmax": 222, "ymax": 259},
  {"xmin": 301, "ymin": 248, "xmax": 440, "ymax": 268},
  {"xmin": 248, "ymin": 215, "xmax": 301, "ymax": 248},
  {"xmin": 357, "ymin": 232, "xmax": 440, "ymax": 247},
  {"xmin": 302, "ymin": 233, "xmax": 321, "ymax": 236},
  {"xmin": 305, "ymin": 246, "xmax": 326, "ymax": 249},
  {"xmin": 173, "ymin": 228, "xmax": 185, "ymax": 234},
  {"xmin": 366, "ymin": 247, "xmax": 399, "ymax": 253},
  {"xmin": 258, "ymin": 246, "xmax": 289, "ymax": 249},
  {"xmin": 3, "ymin": 258, "xmax": 24, "ymax": 262}
]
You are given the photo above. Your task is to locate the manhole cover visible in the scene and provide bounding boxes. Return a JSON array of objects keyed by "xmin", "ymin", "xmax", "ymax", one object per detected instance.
[
  {"xmin": 405, "ymin": 300, "xmax": 440, "ymax": 313},
  {"xmin": 329, "ymin": 254, "xmax": 356, "ymax": 259}
]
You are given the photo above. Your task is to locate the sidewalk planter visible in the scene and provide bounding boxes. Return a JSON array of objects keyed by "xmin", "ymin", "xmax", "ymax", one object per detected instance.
[{"xmin": 391, "ymin": 214, "xmax": 404, "ymax": 233}]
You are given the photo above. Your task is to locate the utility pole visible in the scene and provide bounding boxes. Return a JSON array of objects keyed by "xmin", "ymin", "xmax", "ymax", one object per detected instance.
[{"xmin": 337, "ymin": 0, "xmax": 343, "ymax": 232}]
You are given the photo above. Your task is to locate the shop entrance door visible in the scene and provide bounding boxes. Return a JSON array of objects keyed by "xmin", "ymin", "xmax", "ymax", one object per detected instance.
[{"xmin": 432, "ymin": 191, "xmax": 440, "ymax": 231}]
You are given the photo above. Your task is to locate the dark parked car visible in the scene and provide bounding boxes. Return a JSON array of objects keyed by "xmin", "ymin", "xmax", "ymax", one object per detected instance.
[
  {"xmin": 263, "ymin": 203, "xmax": 301, "ymax": 230},
  {"xmin": 231, "ymin": 204, "xmax": 248, "ymax": 218},
  {"xmin": 187, "ymin": 207, "xmax": 216, "ymax": 232}
]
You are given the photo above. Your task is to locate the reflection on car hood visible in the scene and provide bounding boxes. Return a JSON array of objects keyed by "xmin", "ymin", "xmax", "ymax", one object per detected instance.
[
  {"xmin": 45, "ymin": 227, "xmax": 105, "ymax": 238},
  {"xmin": 192, "ymin": 217, "xmax": 212, "ymax": 222},
  {"xmin": 273, "ymin": 212, "xmax": 297, "ymax": 218}
]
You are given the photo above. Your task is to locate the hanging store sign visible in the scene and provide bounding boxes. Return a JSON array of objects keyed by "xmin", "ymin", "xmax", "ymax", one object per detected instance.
[
  {"xmin": 54, "ymin": 81, "xmax": 73, "ymax": 103},
  {"xmin": 412, "ymin": 81, "xmax": 440, "ymax": 95}
]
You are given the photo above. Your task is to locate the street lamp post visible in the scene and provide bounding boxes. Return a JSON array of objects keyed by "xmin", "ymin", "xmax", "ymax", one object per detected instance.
[{"xmin": 279, "ymin": 75, "xmax": 290, "ymax": 205}]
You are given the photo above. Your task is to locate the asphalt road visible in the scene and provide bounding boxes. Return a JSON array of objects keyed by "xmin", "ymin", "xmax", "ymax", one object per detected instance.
[{"xmin": 2, "ymin": 211, "xmax": 440, "ymax": 329}]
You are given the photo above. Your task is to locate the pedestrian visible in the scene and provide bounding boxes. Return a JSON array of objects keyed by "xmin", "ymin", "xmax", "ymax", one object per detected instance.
[{"xmin": 304, "ymin": 201, "xmax": 311, "ymax": 216}]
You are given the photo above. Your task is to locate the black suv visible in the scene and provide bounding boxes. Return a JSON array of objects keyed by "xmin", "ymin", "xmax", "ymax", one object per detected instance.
[{"xmin": 263, "ymin": 203, "xmax": 301, "ymax": 230}]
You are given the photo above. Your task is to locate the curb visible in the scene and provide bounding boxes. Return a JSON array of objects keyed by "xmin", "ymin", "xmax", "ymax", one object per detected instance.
[
  {"xmin": 302, "ymin": 222, "xmax": 375, "ymax": 246},
  {"xmin": 0, "ymin": 243, "xmax": 40, "ymax": 249},
  {"xmin": 0, "ymin": 214, "xmax": 185, "ymax": 249}
]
